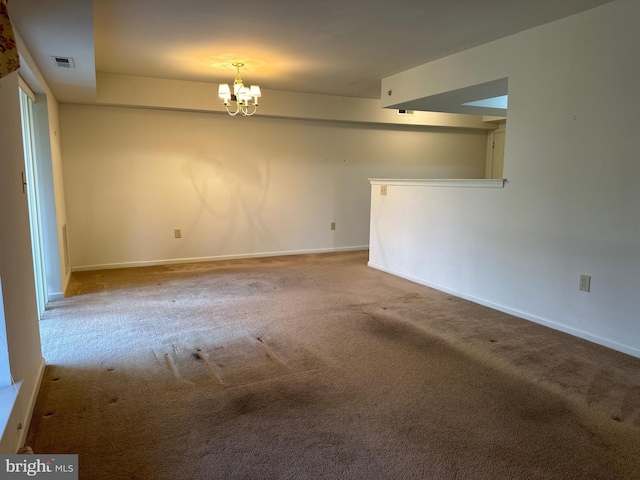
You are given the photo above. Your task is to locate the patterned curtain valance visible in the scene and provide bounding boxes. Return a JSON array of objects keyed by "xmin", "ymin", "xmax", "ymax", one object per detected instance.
[{"xmin": 0, "ymin": 0, "xmax": 20, "ymax": 80}]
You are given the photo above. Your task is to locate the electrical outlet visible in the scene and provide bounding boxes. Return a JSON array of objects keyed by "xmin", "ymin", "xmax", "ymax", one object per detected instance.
[
  {"xmin": 380, "ymin": 185, "xmax": 387, "ymax": 196},
  {"xmin": 331, "ymin": 222, "xmax": 336, "ymax": 231},
  {"xmin": 579, "ymin": 274, "xmax": 591, "ymax": 292},
  {"xmin": 174, "ymin": 228, "xmax": 182, "ymax": 239}
]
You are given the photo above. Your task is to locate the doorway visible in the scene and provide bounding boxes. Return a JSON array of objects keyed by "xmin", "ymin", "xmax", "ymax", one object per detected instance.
[{"xmin": 486, "ymin": 121, "xmax": 506, "ymax": 179}]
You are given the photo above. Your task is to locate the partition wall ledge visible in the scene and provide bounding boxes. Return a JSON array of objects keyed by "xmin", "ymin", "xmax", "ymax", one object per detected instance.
[{"xmin": 368, "ymin": 178, "xmax": 506, "ymax": 188}]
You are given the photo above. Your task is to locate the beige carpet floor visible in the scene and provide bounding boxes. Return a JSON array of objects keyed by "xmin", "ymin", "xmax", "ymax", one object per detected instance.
[{"xmin": 27, "ymin": 251, "xmax": 640, "ymax": 479}]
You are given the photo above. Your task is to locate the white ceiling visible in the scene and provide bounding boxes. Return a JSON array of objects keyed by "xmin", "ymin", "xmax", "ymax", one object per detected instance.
[{"xmin": 9, "ymin": 0, "xmax": 614, "ymax": 105}]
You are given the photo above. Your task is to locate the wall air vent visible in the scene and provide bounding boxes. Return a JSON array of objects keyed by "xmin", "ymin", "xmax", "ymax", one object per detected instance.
[{"xmin": 51, "ymin": 56, "xmax": 75, "ymax": 69}]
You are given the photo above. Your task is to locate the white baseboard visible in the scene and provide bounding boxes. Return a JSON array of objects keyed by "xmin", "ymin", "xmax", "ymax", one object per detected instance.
[
  {"xmin": 16, "ymin": 357, "xmax": 46, "ymax": 451},
  {"xmin": 368, "ymin": 261, "xmax": 640, "ymax": 360},
  {"xmin": 71, "ymin": 246, "xmax": 369, "ymax": 272},
  {"xmin": 47, "ymin": 292, "xmax": 65, "ymax": 302}
]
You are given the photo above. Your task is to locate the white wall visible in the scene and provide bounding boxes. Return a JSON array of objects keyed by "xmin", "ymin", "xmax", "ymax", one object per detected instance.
[
  {"xmin": 370, "ymin": 0, "xmax": 640, "ymax": 357},
  {"xmin": 61, "ymin": 104, "xmax": 488, "ymax": 270}
]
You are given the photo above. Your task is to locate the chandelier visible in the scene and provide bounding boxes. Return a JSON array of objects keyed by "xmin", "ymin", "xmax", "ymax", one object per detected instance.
[{"xmin": 217, "ymin": 62, "xmax": 261, "ymax": 116}]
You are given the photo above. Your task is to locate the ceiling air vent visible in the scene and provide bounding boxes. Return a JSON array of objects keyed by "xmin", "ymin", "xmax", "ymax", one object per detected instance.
[{"xmin": 51, "ymin": 56, "xmax": 75, "ymax": 69}]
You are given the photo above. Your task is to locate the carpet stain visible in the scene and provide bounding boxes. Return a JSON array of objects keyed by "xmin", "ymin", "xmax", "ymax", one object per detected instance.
[
  {"xmin": 230, "ymin": 392, "xmax": 268, "ymax": 416},
  {"xmin": 225, "ymin": 381, "xmax": 325, "ymax": 419}
]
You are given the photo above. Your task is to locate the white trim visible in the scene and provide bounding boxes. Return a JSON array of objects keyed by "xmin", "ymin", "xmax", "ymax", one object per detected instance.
[
  {"xmin": 16, "ymin": 357, "xmax": 46, "ymax": 451},
  {"xmin": 368, "ymin": 261, "xmax": 640, "ymax": 359},
  {"xmin": 71, "ymin": 246, "xmax": 370, "ymax": 272},
  {"xmin": 19, "ymin": 88, "xmax": 47, "ymax": 319},
  {"xmin": 17, "ymin": 76, "xmax": 36, "ymax": 103},
  {"xmin": 47, "ymin": 292, "xmax": 65, "ymax": 302},
  {"xmin": 368, "ymin": 178, "xmax": 506, "ymax": 188}
]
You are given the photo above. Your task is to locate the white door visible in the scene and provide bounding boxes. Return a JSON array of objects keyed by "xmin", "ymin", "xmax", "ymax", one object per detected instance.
[{"xmin": 486, "ymin": 124, "xmax": 506, "ymax": 179}]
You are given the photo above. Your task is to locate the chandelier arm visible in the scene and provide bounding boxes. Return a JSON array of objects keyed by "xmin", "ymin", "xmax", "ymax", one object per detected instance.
[
  {"xmin": 224, "ymin": 104, "xmax": 241, "ymax": 116},
  {"xmin": 243, "ymin": 104, "xmax": 258, "ymax": 116}
]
